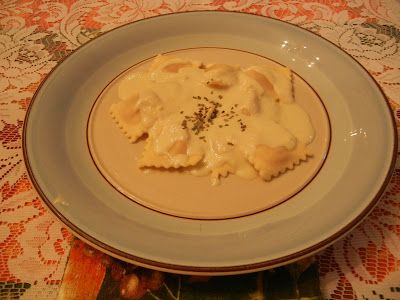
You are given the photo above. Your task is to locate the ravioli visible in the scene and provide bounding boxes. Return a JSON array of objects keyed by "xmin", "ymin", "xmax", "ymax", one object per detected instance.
[
  {"xmin": 138, "ymin": 114, "xmax": 203, "ymax": 168},
  {"xmin": 110, "ymin": 54, "xmax": 315, "ymax": 185},
  {"xmin": 110, "ymin": 90, "xmax": 163, "ymax": 142},
  {"xmin": 248, "ymin": 142, "xmax": 310, "ymax": 181}
]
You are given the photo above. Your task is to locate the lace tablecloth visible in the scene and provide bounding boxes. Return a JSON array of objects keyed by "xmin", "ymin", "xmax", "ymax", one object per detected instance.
[{"xmin": 1, "ymin": 1, "xmax": 400, "ymax": 299}]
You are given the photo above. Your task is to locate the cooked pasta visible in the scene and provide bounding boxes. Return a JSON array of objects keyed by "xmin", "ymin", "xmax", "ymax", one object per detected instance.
[{"xmin": 110, "ymin": 55, "xmax": 315, "ymax": 185}]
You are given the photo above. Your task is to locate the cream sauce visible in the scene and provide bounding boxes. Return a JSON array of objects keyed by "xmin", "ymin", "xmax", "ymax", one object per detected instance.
[{"xmin": 116, "ymin": 56, "xmax": 315, "ymax": 183}]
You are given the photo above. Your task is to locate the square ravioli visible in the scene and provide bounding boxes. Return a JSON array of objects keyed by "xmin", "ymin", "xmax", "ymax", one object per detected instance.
[{"xmin": 110, "ymin": 55, "xmax": 315, "ymax": 185}]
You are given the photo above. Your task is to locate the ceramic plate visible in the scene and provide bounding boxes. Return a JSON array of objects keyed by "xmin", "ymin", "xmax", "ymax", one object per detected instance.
[{"xmin": 23, "ymin": 11, "xmax": 397, "ymax": 275}]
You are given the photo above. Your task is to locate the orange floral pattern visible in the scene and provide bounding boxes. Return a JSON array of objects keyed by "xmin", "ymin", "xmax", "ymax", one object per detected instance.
[{"xmin": 0, "ymin": 0, "xmax": 399, "ymax": 298}]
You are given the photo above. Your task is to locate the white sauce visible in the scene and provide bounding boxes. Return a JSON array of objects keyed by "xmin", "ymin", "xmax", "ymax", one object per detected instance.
[{"xmin": 116, "ymin": 57, "xmax": 315, "ymax": 182}]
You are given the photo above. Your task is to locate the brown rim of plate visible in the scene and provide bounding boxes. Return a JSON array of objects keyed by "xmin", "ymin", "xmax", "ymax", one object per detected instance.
[
  {"xmin": 85, "ymin": 46, "xmax": 332, "ymax": 221},
  {"xmin": 22, "ymin": 11, "xmax": 398, "ymax": 274}
]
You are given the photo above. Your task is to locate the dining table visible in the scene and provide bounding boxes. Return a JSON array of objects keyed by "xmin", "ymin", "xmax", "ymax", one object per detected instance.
[{"xmin": 1, "ymin": 0, "xmax": 400, "ymax": 299}]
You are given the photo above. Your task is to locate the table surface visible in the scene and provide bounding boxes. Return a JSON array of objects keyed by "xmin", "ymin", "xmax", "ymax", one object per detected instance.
[{"xmin": 1, "ymin": 1, "xmax": 400, "ymax": 299}]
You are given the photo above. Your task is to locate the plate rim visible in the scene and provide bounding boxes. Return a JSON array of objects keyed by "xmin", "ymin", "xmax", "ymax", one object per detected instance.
[{"xmin": 22, "ymin": 10, "xmax": 398, "ymax": 275}]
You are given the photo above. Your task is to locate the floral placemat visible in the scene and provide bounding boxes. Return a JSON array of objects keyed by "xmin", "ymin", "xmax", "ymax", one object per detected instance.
[{"xmin": 57, "ymin": 240, "xmax": 322, "ymax": 300}]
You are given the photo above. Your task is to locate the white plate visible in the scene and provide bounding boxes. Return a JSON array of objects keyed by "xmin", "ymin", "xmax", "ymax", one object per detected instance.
[{"xmin": 23, "ymin": 11, "xmax": 397, "ymax": 275}]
